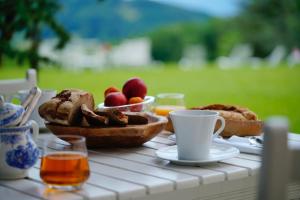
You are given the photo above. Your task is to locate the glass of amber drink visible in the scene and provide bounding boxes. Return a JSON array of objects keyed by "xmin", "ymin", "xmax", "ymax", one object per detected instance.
[
  {"xmin": 154, "ymin": 93, "xmax": 186, "ymax": 116},
  {"xmin": 154, "ymin": 93, "xmax": 186, "ymax": 133},
  {"xmin": 40, "ymin": 135, "xmax": 90, "ymax": 191}
]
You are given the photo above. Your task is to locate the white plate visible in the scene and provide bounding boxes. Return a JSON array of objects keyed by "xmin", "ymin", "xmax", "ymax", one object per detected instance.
[
  {"xmin": 156, "ymin": 143, "xmax": 240, "ymax": 166},
  {"xmin": 168, "ymin": 134, "xmax": 262, "ymax": 155}
]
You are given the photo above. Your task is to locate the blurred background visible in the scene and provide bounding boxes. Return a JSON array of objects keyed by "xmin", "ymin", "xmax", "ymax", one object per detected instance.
[{"xmin": 1, "ymin": 0, "xmax": 300, "ymax": 131}]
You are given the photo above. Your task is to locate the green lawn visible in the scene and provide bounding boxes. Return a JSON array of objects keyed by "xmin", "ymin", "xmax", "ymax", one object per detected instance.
[{"xmin": 1, "ymin": 65, "xmax": 300, "ymax": 133}]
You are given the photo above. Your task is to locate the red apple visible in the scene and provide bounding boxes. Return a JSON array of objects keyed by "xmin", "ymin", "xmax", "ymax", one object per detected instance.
[
  {"xmin": 104, "ymin": 92, "xmax": 127, "ymax": 107},
  {"xmin": 104, "ymin": 86, "xmax": 120, "ymax": 98},
  {"xmin": 122, "ymin": 77, "xmax": 147, "ymax": 99}
]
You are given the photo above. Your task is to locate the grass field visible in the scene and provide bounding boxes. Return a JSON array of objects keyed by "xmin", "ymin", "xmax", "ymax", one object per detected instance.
[{"xmin": 1, "ymin": 65, "xmax": 300, "ymax": 133}]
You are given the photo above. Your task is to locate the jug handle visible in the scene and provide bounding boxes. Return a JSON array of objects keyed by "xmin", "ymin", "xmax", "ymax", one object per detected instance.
[{"xmin": 28, "ymin": 120, "xmax": 39, "ymax": 141}]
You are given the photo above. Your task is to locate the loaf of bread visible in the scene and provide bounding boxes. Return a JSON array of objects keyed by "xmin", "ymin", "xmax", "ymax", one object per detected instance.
[
  {"xmin": 39, "ymin": 89, "xmax": 94, "ymax": 126},
  {"xmin": 191, "ymin": 104, "xmax": 257, "ymax": 121},
  {"xmin": 191, "ymin": 104, "xmax": 262, "ymax": 137}
]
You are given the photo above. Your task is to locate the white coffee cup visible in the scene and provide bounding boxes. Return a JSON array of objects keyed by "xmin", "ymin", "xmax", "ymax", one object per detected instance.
[
  {"xmin": 170, "ymin": 110, "xmax": 225, "ymax": 160},
  {"xmin": 18, "ymin": 89, "xmax": 56, "ymax": 129}
]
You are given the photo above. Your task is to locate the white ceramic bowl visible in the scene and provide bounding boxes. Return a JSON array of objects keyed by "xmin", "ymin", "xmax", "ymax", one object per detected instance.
[{"xmin": 97, "ymin": 96, "xmax": 155, "ymax": 112}]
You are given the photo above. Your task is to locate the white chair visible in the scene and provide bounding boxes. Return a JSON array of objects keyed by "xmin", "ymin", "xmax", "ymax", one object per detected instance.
[
  {"xmin": 217, "ymin": 44, "xmax": 253, "ymax": 69},
  {"xmin": 258, "ymin": 117, "xmax": 300, "ymax": 200},
  {"xmin": 267, "ymin": 45, "xmax": 287, "ymax": 67},
  {"xmin": 0, "ymin": 69, "xmax": 37, "ymax": 101}
]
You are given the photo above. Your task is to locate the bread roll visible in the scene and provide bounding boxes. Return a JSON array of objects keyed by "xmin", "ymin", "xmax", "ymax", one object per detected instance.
[{"xmin": 39, "ymin": 89, "xmax": 94, "ymax": 126}]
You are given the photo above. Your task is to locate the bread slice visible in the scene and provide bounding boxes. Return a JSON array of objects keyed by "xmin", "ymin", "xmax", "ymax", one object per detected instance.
[
  {"xmin": 81, "ymin": 104, "xmax": 108, "ymax": 126},
  {"xmin": 39, "ymin": 89, "xmax": 94, "ymax": 126},
  {"xmin": 94, "ymin": 109, "xmax": 128, "ymax": 126}
]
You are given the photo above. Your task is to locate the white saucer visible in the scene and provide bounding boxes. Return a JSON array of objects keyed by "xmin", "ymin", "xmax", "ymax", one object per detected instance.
[{"xmin": 155, "ymin": 143, "xmax": 240, "ymax": 166}]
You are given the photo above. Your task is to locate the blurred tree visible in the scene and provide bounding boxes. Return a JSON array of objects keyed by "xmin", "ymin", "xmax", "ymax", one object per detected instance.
[
  {"xmin": 200, "ymin": 21, "xmax": 219, "ymax": 61},
  {"xmin": 151, "ymin": 28, "xmax": 184, "ymax": 62},
  {"xmin": 150, "ymin": 21, "xmax": 221, "ymax": 62},
  {"xmin": 0, "ymin": 0, "xmax": 70, "ymax": 70},
  {"xmin": 237, "ymin": 0, "xmax": 300, "ymax": 57}
]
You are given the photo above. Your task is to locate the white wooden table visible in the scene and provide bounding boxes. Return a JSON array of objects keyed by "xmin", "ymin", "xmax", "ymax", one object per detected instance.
[{"xmin": 0, "ymin": 131, "xmax": 300, "ymax": 200}]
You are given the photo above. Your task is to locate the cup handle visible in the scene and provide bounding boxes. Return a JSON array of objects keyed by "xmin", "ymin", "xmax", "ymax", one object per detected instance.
[
  {"xmin": 28, "ymin": 120, "xmax": 39, "ymax": 141},
  {"xmin": 214, "ymin": 116, "xmax": 225, "ymax": 137}
]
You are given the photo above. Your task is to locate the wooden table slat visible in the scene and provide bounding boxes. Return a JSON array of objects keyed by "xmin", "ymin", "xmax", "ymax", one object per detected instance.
[
  {"xmin": 143, "ymin": 141, "xmax": 169, "ymax": 149},
  {"xmin": 0, "ymin": 179, "xmax": 83, "ymax": 200},
  {"xmin": 87, "ymin": 172, "xmax": 146, "ymax": 200},
  {"xmin": 220, "ymin": 158, "xmax": 260, "ymax": 176},
  {"xmin": 202, "ymin": 163, "xmax": 249, "ymax": 180},
  {"xmin": 91, "ymin": 148, "xmax": 225, "ymax": 185},
  {"xmin": 112, "ymin": 145, "xmax": 249, "ymax": 182},
  {"xmin": 34, "ymin": 158, "xmax": 173, "ymax": 196},
  {"xmin": 150, "ymin": 137, "xmax": 176, "ymax": 145},
  {"xmin": 32, "ymin": 160, "xmax": 148, "ymax": 199},
  {"xmin": 88, "ymin": 151, "xmax": 199, "ymax": 190},
  {"xmin": 237, "ymin": 153, "xmax": 261, "ymax": 162},
  {"xmin": 88, "ymin": 162, "xmax": 174, "ymax": 194},
  {"xmin": 28, "ymin": 168, "xmax": 116, "ymax": 200},
  {"xmin": 0, "ymin": 185, "xmax": 41, "ymax": 200}
]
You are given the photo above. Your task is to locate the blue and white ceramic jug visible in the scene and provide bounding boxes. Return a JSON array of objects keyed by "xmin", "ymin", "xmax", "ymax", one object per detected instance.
[{"xmin": 0, "ymin": 96, "xmax": 39, "ymax": 179}]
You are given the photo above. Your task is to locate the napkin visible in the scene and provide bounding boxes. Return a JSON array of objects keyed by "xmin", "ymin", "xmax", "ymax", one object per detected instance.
[
  {"xmin": 168, "ymin": 135, "xmax": 262, "ymax": 155},
  {"xmin": 213, "ymin": 136, "xmax": 262, "ymax": 155}
]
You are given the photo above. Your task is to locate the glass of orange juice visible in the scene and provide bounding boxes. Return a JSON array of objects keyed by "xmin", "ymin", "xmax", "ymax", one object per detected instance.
[
  {"xmin": 154, "ymin": 93, "xmax": 186, "ymax": 116},
  {"xmin": 40, "ymin": 135, "xmax": 90, "ymax": 191}
]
